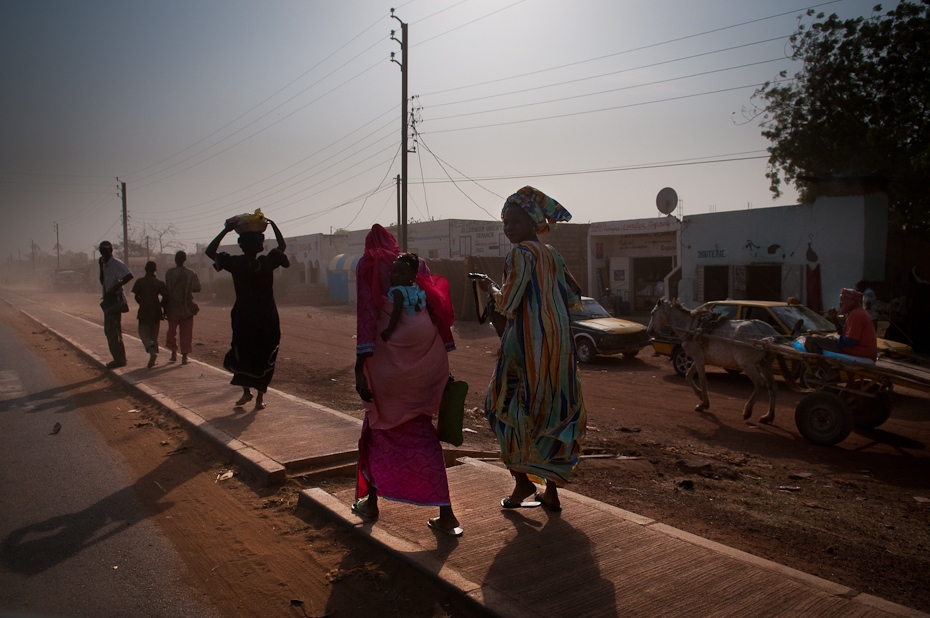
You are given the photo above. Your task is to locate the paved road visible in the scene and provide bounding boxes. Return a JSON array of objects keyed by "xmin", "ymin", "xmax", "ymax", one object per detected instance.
[{"xmin": 0, "ymin": 319, "xmax": 220, "ymax": 618}]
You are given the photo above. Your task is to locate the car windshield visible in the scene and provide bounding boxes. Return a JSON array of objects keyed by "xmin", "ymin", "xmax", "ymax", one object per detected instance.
[
  {"xmin": 771, "ymin": 305, "xmax": 835, "ymax": 333},
  {"xmin": 573, "ymin": 299, "xmax": 611, "ymax": 319}
]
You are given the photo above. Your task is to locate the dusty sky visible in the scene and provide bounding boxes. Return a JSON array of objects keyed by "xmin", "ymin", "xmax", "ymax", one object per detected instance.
[{"xmin": 0, "ymin": 0, "xmax": 888, "ymax": 258}]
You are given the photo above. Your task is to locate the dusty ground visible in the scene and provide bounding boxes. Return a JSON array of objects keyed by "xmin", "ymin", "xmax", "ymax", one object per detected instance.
[
  {"xmin": 1, "ymin": 300, "xmax": 486, "ymax": 618},
  {"xmin": 8, "ymin": 289, "xmax": 930, "ymax": 613}
]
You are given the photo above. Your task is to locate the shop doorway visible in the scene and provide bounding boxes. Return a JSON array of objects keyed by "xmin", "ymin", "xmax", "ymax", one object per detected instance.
[
  {"xmin": 703, "ymin": 265, "xmax": 729, "ymax": 302},
  {"xmin": 632, "ymin": 256, "xmax": 675, "ymax": 310},
  {"xmin": 746, "ymin": 264, "xmax": 782, "ymax": 301}
]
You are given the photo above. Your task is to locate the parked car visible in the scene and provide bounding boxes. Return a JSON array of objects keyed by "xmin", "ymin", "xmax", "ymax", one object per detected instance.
[
  {"xmin": 570, "ymin": 297, "xmax": 650, "ymax": 363},
  {"xmin": 651, "ymin": 300, "xmax": 913, "ymax": 377}
]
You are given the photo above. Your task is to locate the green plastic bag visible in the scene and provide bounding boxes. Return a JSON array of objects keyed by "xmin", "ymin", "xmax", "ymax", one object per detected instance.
[{"xmin": 437, "ymin": 380, "xmax": 468, "ymax": 446}]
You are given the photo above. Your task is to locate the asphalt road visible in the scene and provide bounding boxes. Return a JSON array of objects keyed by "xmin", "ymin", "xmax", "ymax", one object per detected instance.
[{"xmin": 0, "ymin": 319, "xmax": 220, "ymax": 618}]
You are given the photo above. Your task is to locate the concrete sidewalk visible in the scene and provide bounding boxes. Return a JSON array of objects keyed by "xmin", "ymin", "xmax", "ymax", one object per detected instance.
[{"xmin": 2, "ymin": 289, "xmax": 924, "ymax": 618}]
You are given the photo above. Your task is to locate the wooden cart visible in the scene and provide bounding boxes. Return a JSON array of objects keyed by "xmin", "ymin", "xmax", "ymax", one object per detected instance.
[{"xmin": 764, "ymin": 341, "xmax": 930, "ymax": 446}]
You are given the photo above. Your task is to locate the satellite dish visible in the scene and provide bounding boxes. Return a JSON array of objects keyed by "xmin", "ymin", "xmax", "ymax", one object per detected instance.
[{"xmin": 656, "ymin": 187, "xmax": 678, "ymax": 215}]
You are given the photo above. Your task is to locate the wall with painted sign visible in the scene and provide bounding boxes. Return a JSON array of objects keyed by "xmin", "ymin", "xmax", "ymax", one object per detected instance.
[{"xmin": 677, "ymin": 193, "xmax": 888, "ymax": 310}]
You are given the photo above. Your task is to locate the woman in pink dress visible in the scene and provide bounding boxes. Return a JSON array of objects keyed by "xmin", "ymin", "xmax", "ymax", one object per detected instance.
[{"xmin": 352, "ymin": 224, "xmax": 461, "ymax": 537}]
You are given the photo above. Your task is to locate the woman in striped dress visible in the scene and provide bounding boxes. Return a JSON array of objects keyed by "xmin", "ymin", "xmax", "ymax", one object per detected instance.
[{"xmin": 480, "ymin": 186, "xmax": 587, "ymax": 512}]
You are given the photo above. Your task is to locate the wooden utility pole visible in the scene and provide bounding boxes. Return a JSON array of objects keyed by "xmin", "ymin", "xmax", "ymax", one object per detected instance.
[
  {"xmin": 395, "ymin": 174, "xmax": 401, "ymax": 231},
  {"xmin": 120, "ymin": 180, "xmax": 129, "ymax": 263},
  {"xmin": 391, "ymin": 10, "xmax": 408, "ymax": 251},
  {"xmin": 54, "ymin": 222, "xmax": 60, "ymax": 269}
]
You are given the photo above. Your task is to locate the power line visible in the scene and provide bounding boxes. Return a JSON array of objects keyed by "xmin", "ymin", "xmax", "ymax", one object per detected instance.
[
  {"xmin": 420, "ymin": 79, "xmax": 793, "ymax": 134},
  {"xmin": 424, "ymin": 38, "xmax": 791, "ymax": 109},
  {"xmin": 427, "ymin": 58, "xmax": 787, "ymax": 122},
  {"xmin": 418, "ymin": 0, "xmax": 845, "ymax": 97},
  {"xmin": 412, "ymin": 0, "xmax": 529, "ymax": 48},
  {"xmin": 132, "ymin": 53, "xmax": 387, "ymax": 191},
  {"xmin": 125, "ymin": 11, "xmax": 390, "ymax": 180}
]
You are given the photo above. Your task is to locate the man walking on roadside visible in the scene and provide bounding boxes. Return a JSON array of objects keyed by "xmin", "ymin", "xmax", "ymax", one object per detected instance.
[
  {"xmin": 98, "ymin": 240, "xmax": 133, "ymax": 369},
  {"xmin": 131, "ymin": 261, "xmax": 169, "ymax": 368},
  {"xmin": 164, "ymin": 250, "xmax": 201, "ymax": 365}
]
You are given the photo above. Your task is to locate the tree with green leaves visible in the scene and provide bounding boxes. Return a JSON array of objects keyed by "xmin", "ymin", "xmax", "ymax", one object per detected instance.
[{"xmin": 752, "ymin": 1, "xmax": 930, "ymax": 233}]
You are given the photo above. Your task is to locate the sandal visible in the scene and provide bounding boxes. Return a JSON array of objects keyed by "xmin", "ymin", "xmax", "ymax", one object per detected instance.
[
  {"xmin": 351, "ymin": 497, "xmax": 379, "ymax": 520},
  {"xmin": 500, "ymin": 496, "xmax": 541, "ymax": 509},
  {"xmin": 428, "ymin": 517, "xmax": 463, "ymax": 537}
]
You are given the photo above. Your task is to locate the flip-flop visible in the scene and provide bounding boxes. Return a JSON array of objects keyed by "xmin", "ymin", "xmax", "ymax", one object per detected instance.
[
  {"xmin": 351, "ymin": 498, "xmax": 378, "ymax": 520},
  {"xmin": 535, "ymin": 492, "xmax": 562, "ymax": 512},
  {"xmin": 427, "ymin": 517, "xmax": 463, "ymax": 537},
  {"xmin": 500, "ymin": 497, "xmax": 541, "ymax": 509}
]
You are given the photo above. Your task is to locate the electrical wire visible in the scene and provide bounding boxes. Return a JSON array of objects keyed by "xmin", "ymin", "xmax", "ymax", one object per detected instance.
[
  {"xmin": 424, "ymin": 39, "xmax": 791, "ymax": 108},
  {"xmin": 418, "ymin": 0, "xmax": 846, "ymax": 97},
  {"xmin": 415, "ymin": 132, "xmax": 498, "ymax": 219},
  {"xmin": 342, "ymin": 144, "xmax": 402, "ymax": 230},
  {"xmin": 420, "ymin": 79, "xmax": 793, "ymax": 134},
  {"xmin": 125, "ymin": 11, "xmax": 390, "ymax": 180},
  {"xmin": 132, "ymin": 54, "xmax": 387, "ymax": 191},
  {"xmin": 412, "ymin": 0, "xmax": 528, "ymax": 48}
]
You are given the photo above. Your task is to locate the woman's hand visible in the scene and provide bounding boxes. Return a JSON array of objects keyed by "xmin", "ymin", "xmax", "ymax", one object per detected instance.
[{"xmin": 354, "ymin": 354, "xmax": 373, "ymax": 401}]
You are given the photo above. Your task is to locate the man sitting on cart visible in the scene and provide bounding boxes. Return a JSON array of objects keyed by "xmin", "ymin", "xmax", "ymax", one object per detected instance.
[{"xmin": 804, "ymin": 288, "xmax": 877, "ymax": 361}]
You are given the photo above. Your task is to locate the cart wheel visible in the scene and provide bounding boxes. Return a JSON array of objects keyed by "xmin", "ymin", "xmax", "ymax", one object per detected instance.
[
  {"xmin": 672, "ymin": 346, "xmax": 693, "ymax": 377},
  {"xmin": 799, "ymin": 363, "xmax": 830, "ymax": 390},
  {"xmin": 854, "ymin": 390, "xmax": 894, "ymax": 429},
  {"xmin": 795, "ymin": 392, "xmax": 851, "ymax": 446}
]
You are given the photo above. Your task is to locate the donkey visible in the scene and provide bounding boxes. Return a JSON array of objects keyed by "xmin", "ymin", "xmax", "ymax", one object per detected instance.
[{"xmin": 647, "ymin": 298, "xmax": 779, "ymax": 423}]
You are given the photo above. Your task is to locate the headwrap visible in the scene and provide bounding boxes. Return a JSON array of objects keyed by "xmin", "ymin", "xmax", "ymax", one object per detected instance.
[
  {"xmin": 502, "ymin": 186, "xmax": 572, "ymax": 235},
  {"xmin": 840, "ymin": 288, "xmax": 862, "ymax": 306},
  {"xmin": 358, "ymin": 224, "xmax": 401, "ymax": 304}
]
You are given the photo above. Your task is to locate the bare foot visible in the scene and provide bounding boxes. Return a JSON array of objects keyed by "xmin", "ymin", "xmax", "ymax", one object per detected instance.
[
  {"xmin": 507, "ymin": 473, "xmax": 537, "ymax": 505},
  {"xmin": 535, "ymin": 483, "xmax": 562, "ymax": 512},
  {"xmin": 235, "ymin": 392, "xmax": 253, "ymax": 406},
  {"xmin": 255, "ymin": 394, "xmax": 265, "ymax": 410}
]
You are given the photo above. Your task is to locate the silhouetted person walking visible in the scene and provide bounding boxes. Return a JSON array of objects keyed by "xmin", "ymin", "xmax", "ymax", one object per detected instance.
[
  {"xmin": 131, "ymin": 260, "xmax": 168, "ymax": 368},
  {"xmin": 98, "ymin": 241, "xmax": 133, "ymax": 369},
  {"xmin": 164, "ymin": 251, "xmax": 201, "ymax": 365}
]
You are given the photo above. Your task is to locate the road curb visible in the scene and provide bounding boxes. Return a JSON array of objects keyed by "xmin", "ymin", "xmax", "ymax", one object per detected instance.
[{"xmin": 16, "ymin": 306, "xmax": 287, "ymax": 486}]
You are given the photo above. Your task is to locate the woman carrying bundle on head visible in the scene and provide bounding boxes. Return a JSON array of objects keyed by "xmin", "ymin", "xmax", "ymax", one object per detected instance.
[
  {"xmin": 205, "ymin": 209, "xmax": 289, "ymax": 410},
  {"xmin": 476, "ymin": 186, "xmax": 587, "ymax": 512},
  {"xmin": 351, "ymin": 224, "xmax": 462, "ymax": 537}
]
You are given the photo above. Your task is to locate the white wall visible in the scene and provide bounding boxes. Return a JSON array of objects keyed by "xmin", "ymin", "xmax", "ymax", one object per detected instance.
[{"xmin": 677, "ymin": 194, "xmax": 888, "ymax": 309}]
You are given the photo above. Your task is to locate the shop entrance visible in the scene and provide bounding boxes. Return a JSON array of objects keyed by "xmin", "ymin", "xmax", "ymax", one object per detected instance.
[
  {"xmin": 703, "ymin": 265, "xmax": 729, "ymax": 302},
  {"xmin": 746, "ymin": 264, "xmax": 782, "ymax": 301},
  {"xmin": 633, "ymin": 256, "xmax": 675, "ymax": 310}
]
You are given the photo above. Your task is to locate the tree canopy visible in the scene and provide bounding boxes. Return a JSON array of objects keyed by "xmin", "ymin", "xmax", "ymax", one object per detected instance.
[{"xmin": 753, "ymin": 1, "xmax": 930, "ymax": 233}]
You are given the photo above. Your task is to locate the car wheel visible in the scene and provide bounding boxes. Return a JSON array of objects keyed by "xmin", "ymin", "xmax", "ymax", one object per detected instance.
[
  {"xmin": 622, "ymin": 348, "xmax": 640, "ymax": 359},
  {"xmin": 576, "ymin": 339, "xmax": 596, "ymax": 364},
  {"xmin": 671, "ymin": 346, "xmax": 693, "ymax": 377},
  {"xmin": 795, "ymin": 392, "xmax": 851, "ymax": 446}
]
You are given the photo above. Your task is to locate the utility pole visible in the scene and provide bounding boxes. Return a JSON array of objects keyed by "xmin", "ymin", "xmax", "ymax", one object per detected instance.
[
  {"xmin": 390, "ymin": 9, "xmax": 408, "ymax": 251},
  {"xmin": 145, "ymin": 236, "xmax": 150, "ymax": 261},
  {"xmin": 395, "ymin": 174, "xmax": 401, "ymax": 232},
  {"xmin": 119, "ymin": 179, "xmax": 129, "ymax": 264},
  {"xmin": 54, "ymin": 222, "xmax": 60, "ymax": 269}
]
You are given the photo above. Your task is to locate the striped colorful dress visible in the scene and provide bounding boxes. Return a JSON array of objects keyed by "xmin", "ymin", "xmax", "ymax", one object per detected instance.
[{"xmin": 485, "ymin": 241, "xmax": 587, "ymax": 485}]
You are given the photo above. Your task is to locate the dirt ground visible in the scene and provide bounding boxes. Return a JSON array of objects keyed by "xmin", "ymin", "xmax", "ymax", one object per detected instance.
[
  {"xmin": 1, "ymin": 300, "xmax": 485, "ymax": 618},
  {"xmin": 9, "ymin": 289, "xmax": 930, "ymax": 613}
]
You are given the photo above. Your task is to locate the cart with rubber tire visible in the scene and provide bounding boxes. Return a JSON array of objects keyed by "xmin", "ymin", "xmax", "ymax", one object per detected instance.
[{"xmin": 765, "ymin": 341, "xmax": 930, "ymax": 446}]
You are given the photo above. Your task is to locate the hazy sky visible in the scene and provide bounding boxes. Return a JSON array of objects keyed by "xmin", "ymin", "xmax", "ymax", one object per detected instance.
[{"xmin": 0, "ymin": 0, "xmax": 889, "ymax": 257}]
